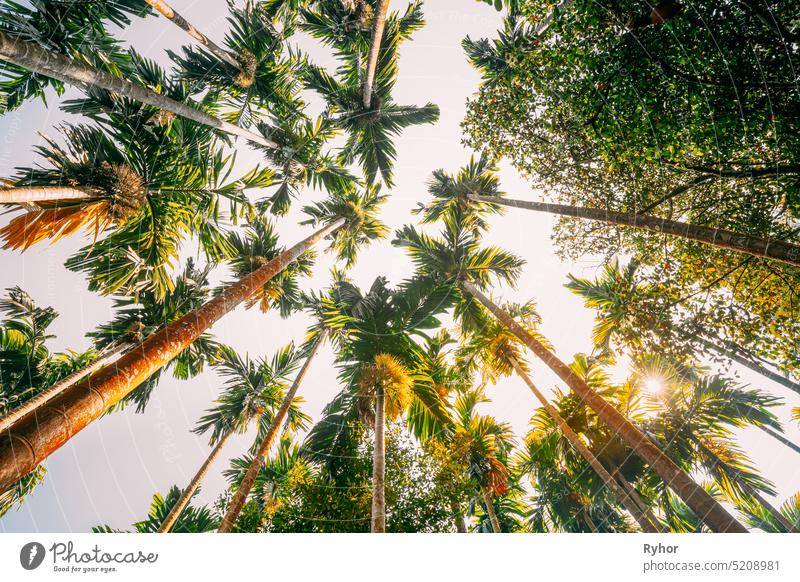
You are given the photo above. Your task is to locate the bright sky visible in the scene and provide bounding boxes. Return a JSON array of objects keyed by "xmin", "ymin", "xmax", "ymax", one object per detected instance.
[{"xmin": 1, "ymin": 0, "xmax": 798, "ymax": 532}]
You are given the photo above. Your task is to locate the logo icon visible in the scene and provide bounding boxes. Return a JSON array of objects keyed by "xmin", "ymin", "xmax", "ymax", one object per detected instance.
[{"xmin": 20, "ymin": 542, "xmax": 46, "ymax": 570}]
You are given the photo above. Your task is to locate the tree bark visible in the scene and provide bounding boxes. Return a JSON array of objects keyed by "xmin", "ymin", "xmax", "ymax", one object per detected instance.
[
  {"xmin": 699, "ymin": 337, "xmax": 800, "ymax": 397},
  {"xmin": 371, "ymin": 384, "xmax": 386, "ymax": 533},
  {"xmin": 461, "ymin": 280, "xmax": 747, "ymax": 533},
  {"xmin": 0, "ymin": 187, "xmax": 91, "ymax": 205},
  {"xmin": 0, "ymin": 342, "xmax": 130, "ymax": 434},
  {"xmin": 508, "ymin": 355, "xmax": 662, "ymax": 532},
  {"xmin": 0, "ymin": 32, "xmax": 276, "ymax": 149},
  {"xmin": 467, "ymin": 194, "xmax": 800, "ymax": 268},
  {"xmin": 158, "ymin": 427, "xmax": 235, "ymax": 533},
  {"xmin": 143, "ymin": 0, "xmax": 240, "ymax": 68},
  {"xmin": 451, "ymin": 500, "xmax": 467, "ymax": 533},
  {"xmin": 612, "ymin": 467, "xmax": 664, "ymax": 532},
  {"xmin": 362, "ymin": 0, "xmax": 390, "ymax": 108},
  {"xmin": 0, "ymin": 219, "xmax": 344, "ymax": 494},
  {"xmin": 480, "ymin": 484, "xmax": 501, "ymax": 533},
  {"xmin": 758, "ymin": 425, "xmax": 800, "ymax": 456},
  {"xmin": 217, "ymin": 329, "xmax": 327, "ymax": 533}
]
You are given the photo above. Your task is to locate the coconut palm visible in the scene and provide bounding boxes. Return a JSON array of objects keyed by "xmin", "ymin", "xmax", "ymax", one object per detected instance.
[
  {"xmin": 303, "ymin": 276, "xmax": 452, "ymax": 532},
  {"xmin": 159, "ymin": 343, "xmax": 307, "ymax": 533},
  {"xmin": 301, "ymin": 2, "xmax": 439, "ymax": 185},
  {"xmin": 394, "ymin": 216, "xmax": 746, "ymax": 532},
  {"xmin": 0, "ymin": 0, "xmax": 148, "ymax": 111},
  {"xmin": 456, "ymin": 301, "xmax": 663, "ymax": 531},
  {"xmin": 0, "ymin": 185, "xmax": 387, "ymax": 494},
  {"xmin": 0, "ymin": 31, "xmax": 276, "ymax": 147}
]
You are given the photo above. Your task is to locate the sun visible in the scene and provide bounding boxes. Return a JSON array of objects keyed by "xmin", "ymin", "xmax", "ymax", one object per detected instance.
[{"xmin": 642, "ymin": 376, "xmax": 665, "ymax": 395}]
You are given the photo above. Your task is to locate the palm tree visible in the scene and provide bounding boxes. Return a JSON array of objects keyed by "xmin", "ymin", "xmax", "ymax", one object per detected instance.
[
  {"xmin": 1, "ymin": 79, "xmax": 258, "ymax": 298},
  {"xmin": 143, "ymin": 0, "xmax": 241, "ymax": 69},
  {"xmin": 94, "ymin": 486, "xmax": 218, "ymax": 533},
  {"xmin": 216, "ymin": 331, "xmax": 326, "ymax": 533},
  {"xmin": 159, "ymin": 344, "xmax": 306, "ymax": 533},
  {"xmin": 739, "ymin": 492, "xmax": 800, "ymax": 533},
  {"xmin": 394, "ymin": 217, "xmax": 747, "ymax": 532},
  {"xmin": 0, "ymin": 31, "xmax": 276, "ymax": 147},
  {"xmin": 301, "ymin": 1, "xmax": 438, "ymax": 185},
  {"xmin": 464, "ymin": 193, "xmax": 800, "ymax": 267},
  {"xmin": 362, "ymin": 0, "xmax": 390, "ymax": 107},
  {"xmin": 566, "ymin": 260, "xmax": 800, "ymax": 397},
  {"xmin": 302, "ymin": 276, "xmax": 453, "ymax": 532},
  {"xmin": 0, "ymin": 186, "xmax": 387, "ymax": 494},
  {"xmin": 456, "ymin": 302, "xmax": 663, "ymax": 532},
  {"xmin": 171, "ymin": 3, "xmax": 302, "ymax": 123},
  {"xmin": 0, "ymin": 0, "xmax": 147, "ymax": 110},
  {"xmin": 446, "ymin": 390, "xmax": 514, "ymax": 533}
]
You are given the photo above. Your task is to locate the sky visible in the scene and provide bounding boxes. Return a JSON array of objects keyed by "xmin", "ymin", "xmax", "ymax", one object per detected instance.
[{"xmin": 1, "ymin": 0, "xmax": 799, "ymax": 532}]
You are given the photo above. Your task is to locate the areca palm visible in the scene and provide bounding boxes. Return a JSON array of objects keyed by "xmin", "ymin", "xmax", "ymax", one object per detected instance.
[
  {"xmin": 0, "ymin": 0, "xmax": 147, "ymax": 111},
  {"xmin": 0, "ymin": 32, "xmax": 276, "ymax": 148},
  {"xmin": 447, "ymin": 390, "xmax": 514, "ymax": 533},
  {"xmin": 394, "ymin": 215, "xmax": 746, "ymax": 532},
  {"xmin": 171, "ymin": 3, "xmax": 302, "ymax": 124},
  {"xmin": 456, "ymin": 302, "xmax": 663, "ymax": 531},
  {"xmin": 159, "ymin": 343, "xmax": 307, "ymax": 533},
  {"xmin": 303, "ymin": 276, "xmax": 452, "ymax": 532},
  {"xmin": 301, "ymin": 1, "xmax": 439, "ymax": 185},
  {"xmin": 0, "ymin": 186, "xmax": 387, "ymax": 494},
  {"xmin": 645, "ymin": 364, "xmax": 800, "ymax": 532},
  {"xmin": 566, "ymin": 260, "xmax": 800, "ymax": 398}
]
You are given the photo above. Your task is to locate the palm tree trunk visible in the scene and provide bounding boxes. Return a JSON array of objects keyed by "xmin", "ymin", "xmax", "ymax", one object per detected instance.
[
  {"xmin": 480, "ymin": 484, "xmax": 501, "ymax": 533},
  {"xmin": 758, "ymin": 425, "xmax": 800, "ymax": 456},
  {"xmin": 0, "ymin": 341, "xmax": 130, "ymax": 434},
  {"xmin": 0, "ymin": 219, "xmax": 344, "ymax": 494},
  {"xmin": 467, "ymin": 194, "xmax": 800, "ymax": 268},
  {"xmin": 217, "ymin": 329, "xmax": 327, "ymax": 533},
  {"xmin": 371, "ymin": 384, "xmax": 386, "ymax": 533},
  {"xmin": 0, "ymin": 32, "xmax": 276, "ymax": 149},
  {"xmin": 0, "ymin": 187, "xmax": 92, "ymax": 205},
  {"xmin": 581, "ymin": 506, "xmax": 600, "ymax": 533},
  {"xmin": 158, "ymin": 427, "xmax": 235, "ymax": 533},
  {"xmin": 611, "ymin": 466, "xmax": 664, "ymax": 532},
  {"xmin": 698, "ymin": 337, "xmax": 800, "ymax": 397},
  {"xmin": 451, "ymin": 500, "xmax": 467, "ymax": 533},
  {"xmin": 143, "ymin": 0, "xmax": 240, "ymax": 68},
  {"xmin": 694, "ymin": 439, "xmax": 799, "ymax": 533},
  {"xmin": 362, "ymin": 0, "xmax": 390, "ymax": 108},
  {"xmin": 461, "ymin": 280, "xmax": 747, "ymax": 533},
  {"xmin": 507, "ymin": 355, "xmax": 662, "ymax": 532}
]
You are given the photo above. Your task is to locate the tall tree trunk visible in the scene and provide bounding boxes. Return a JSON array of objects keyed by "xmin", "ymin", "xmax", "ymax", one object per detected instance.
[
  {"xmin": 694, "ymin": 439, "xmax": 799, "ymax": 533},
  {"xmin": 217, "ymin": 330, "xmax": 327, "ymax": 533},
  {"xmin": 0, "ymin": 341, "xmax": 130, "ymax": 434},
  {"xmin": 159, "ymin": 427, "xmax": 235, "ymax": 533},
  {"xmin": 461, "ymin": 280, "xmax": 747, "ymax": 533},
  {"xmin": 758, "ymin": 425, "xmax": 800, "ymax": 456},
  {"xmin": 467, "ymin": 194, "xmax": 800, "ymax": 268},
  {"xmin": 507, "ymin": 355, "xmax": 662, "ymax": 532},
  {"xmin": 362, "ymin": 0, "xmax": 390, "ymax": 108},
  {"xmin": 581, "ymin": 506, "xmax": 600, "ymax": 533},
  {"xmin": 371, "ymin": 384, "xmax": 386, "ymax": 533},
  {"xmin": 452, "ymin": 500, "xmax": 467, "ymax": 533},
  {"xmin": 0, "ymin": 220, "xmax": 344, "ymax": 494},
  {"xmin": 611, "ymin": 466, "xmax": 664, "ymax": 532},
  {"xmin": 699, "ymin": 337, "xmax": 800, "ymax": 397},
  {"xmin": 0, "ymin": 32, "xmax": 276, "ymax": 149},
  {"xmin": 0, "ymin": 187, "xmax": 92, "ymax": 205},
  {"xmin": 143, "ymin": 0, "xmax": 240, "ymax": 68},
  {"xmin": 480, "ymin": 485, "xmax": 501, "ymax": 533}
]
